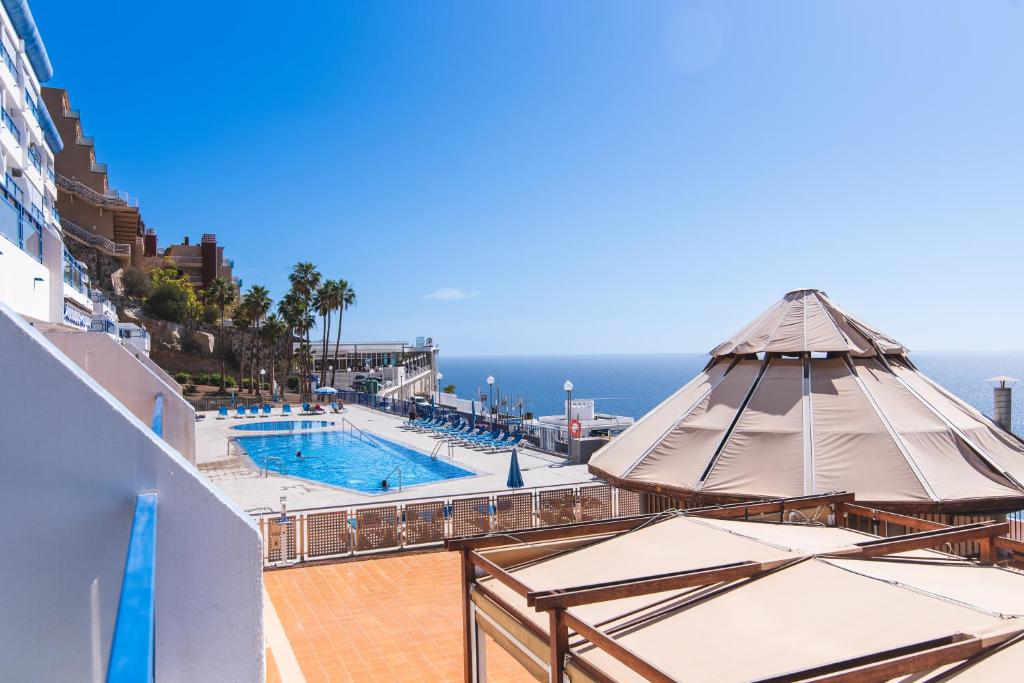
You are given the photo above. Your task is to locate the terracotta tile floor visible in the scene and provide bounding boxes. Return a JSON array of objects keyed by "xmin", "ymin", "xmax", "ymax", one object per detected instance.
[{"xmin": 264, "ymin": 551, "xmax": 533, "ymax": 682}]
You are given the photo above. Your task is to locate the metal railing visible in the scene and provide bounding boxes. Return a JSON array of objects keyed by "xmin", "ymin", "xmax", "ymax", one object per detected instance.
[
  {"xmin": 107, "ymin": 492, "xmax": 157, "ymax": 682},
  {"xmin": 253, "ymin": 483, "xmax": 641, "ymax": 567},
  {"xmin": 0, "ymin": 40, "xmax": 13, "ymax": 78},
  {"xmin": 60, "ymin": 217, "xmax": 131, "ymax": 255},
  {"xmin": 55, "ymin": 173, "xmax": 128, "ymax": 207},
  {"xmin": 1, "ymin": 107, "xmax": 18, "ymax": 143}
]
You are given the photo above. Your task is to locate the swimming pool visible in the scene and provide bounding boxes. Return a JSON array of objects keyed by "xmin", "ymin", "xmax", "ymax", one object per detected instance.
[
  {"xmin": 235, "ymin": 430, "xmax": 473, "ymax": 493},
  {"xmin": 232, "ymin": 420, "xmax": 333, "ymax": 432}
]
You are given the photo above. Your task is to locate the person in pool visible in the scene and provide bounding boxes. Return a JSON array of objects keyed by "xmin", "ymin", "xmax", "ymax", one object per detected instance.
[{"xmin": 295, "ymin": 450, "xmax": 303, "ymax": 459}]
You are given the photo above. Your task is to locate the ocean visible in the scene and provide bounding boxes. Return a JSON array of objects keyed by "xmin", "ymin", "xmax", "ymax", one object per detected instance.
[{"xmin": 438, "ymin": 352, "xmax": 1024, "ymax": 435}]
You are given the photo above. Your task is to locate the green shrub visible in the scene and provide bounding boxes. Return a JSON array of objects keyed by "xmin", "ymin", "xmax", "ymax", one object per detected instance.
[
  {"xmin": 200, "ymin": 303, "xmax": 220, "ymax": 325},
  {"xmin": 223, "ymin": 375, "xmax": 237, "ymax": 388},
  {"xmin": 286, "ymin": 376, "xmax": 300, "ymax": 391},
  {"xmin": 145, "ymin": 282, "xmax": 190, "ymax": 323},
  {"xmin": 174, "ymin": 371, "xmax": 191, "ymax": 384}
]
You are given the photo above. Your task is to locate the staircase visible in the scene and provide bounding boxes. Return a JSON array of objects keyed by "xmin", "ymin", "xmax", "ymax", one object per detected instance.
[{"xmin": 111, "ymin": 205, "xmax": 141, "ymax": 245}]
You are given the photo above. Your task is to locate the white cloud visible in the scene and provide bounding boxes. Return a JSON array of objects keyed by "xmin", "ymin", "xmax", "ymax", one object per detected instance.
[{"xmin": 422, "ymin": 288, "xmax": 480, "ymax": 301}]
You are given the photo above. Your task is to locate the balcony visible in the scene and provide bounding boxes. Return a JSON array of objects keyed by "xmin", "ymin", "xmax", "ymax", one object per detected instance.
[
  {"xmin": 27, "ymin": 146, "xmax": 41, "ymax": 173},
  {"xmin": 2, "ymin": 107, "xmax": 21, "ymax": 144},
  {"xmin": 90, "ymin": 319, "xmax": 118, "ymax": 335},
  {"xmin": 0, "ymin": 40, "xmax": 14, "ymax": 80}
]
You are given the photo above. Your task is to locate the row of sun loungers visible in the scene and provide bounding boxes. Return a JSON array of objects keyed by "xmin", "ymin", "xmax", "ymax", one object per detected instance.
[
  {"xmin": 214, "ymin": 402, "xmax": 344, "ymax": 419},
  {"xmin": 403, "ymin": 415, "xmax": 522, "ymax": 451}
]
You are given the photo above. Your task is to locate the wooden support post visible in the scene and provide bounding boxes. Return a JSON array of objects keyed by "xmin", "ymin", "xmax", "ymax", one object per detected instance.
[
  {"xmin": 460, "ymin": 549, "xmax": 475, "ymax": 683},
  {"xmin": 979, "ymin": 538, "xmax": 996, "ymax": 564},
  {"xmin": 548, "ymin": 609, "xmax": 568, "ymax": 683}
]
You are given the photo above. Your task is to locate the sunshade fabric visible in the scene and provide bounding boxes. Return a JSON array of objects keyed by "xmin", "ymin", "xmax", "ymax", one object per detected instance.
[
  {"xmin": 475, "ymin": 516, "xmax": 1024, "ymax": 683},
  {"xmin": 590, "ymin": 290, "xmax": 1024, "ymax": 506},
  {"xmin": 710, "ymin": 288, "xmax": 906, "ymax": 357}
]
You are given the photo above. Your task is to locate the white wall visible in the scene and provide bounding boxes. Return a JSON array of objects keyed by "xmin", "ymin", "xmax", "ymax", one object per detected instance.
[
  {"xmin": 0, "ymin": 232, "xmax": 49, "ymax": 320},
  {"xmin": 43, "ymin": 331, "xmax": 197, "ymax": 463},
  {"xmin": 0, "ymin": 301, "xmax": 263, "ymax": 682}
]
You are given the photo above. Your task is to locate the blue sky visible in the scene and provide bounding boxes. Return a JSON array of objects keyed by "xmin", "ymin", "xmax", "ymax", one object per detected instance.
[{"xmin": 33, "ymin": 1, "xmax": 1024, "ymax": 354}]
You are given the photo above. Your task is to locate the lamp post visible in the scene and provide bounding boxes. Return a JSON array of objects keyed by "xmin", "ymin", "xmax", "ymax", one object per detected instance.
[
  {"xmin": 487, "ymin": 375, "xmax": 495, "ymax": 428},
  {"xmin": 564, "ymin": 380, "xmax": 574, "ymax": 458},
  {"xmin": 258, "ymin": 368, "xmax": 265, "ymax": 402},
  {"xmin": 436, "ymin": 371, "xmax": 443, "ymax": 403}
]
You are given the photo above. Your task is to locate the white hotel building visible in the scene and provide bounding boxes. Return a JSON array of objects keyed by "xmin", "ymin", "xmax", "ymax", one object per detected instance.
[{"xmin": 0, "ymin": 1, "xmax": 263, "ymax": 680}]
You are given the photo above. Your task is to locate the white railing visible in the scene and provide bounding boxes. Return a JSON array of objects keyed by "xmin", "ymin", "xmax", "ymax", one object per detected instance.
[{"xmin": 55, "ymin": 173, "xmax": 126, "ymax": 207}]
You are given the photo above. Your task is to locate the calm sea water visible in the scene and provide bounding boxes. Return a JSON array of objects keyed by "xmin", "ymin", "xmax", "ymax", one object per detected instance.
[{"xmin": 439, "ymin": 352, "xmax": 1024, "ymax": 435}]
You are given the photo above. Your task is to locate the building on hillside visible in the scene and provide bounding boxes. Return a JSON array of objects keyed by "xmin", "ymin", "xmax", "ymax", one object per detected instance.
[
  {"xmin": 0, "ymin": 0, "xmax": 92, "ymax": 331},
  {"xmin": 41, "ymin": 87, "xmax": 147, "ymax": 277},
  {"xmin": 147, "ymin": 232, "xmax": 237, "ymax": 290}
]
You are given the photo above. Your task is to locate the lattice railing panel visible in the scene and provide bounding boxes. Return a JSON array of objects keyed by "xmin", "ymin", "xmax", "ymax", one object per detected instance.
[
  {"xmin": 539, "ymin": 488, "xmax": 576, "ymax": 526},
  {"xmin": 405, "ymin": 501, "xmax": 445, "ymax": 546},
  {"xmin": 355, "ymin": 506, "xmax": 399, "ymax": 551},
  {"xmin": 452, "ymin": 497, "xmax": 491, "ymax": 537},
  {"xmin": 618, "ymin": 489, "xmax": 642, "ymax": 517},
  {"xmin": 580, "ymin": 485, "xmax": 612, "ymax": 521},
  {"xmin": 306, "ymin": 511, "xmax": 351, "ymax": 558},
  {"xmin": 495, "ymin": 492, "xmax": 534, "ymax": 532}
]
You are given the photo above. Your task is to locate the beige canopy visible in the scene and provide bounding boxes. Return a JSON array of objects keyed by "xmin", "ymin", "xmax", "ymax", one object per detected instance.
[{"xmin": 590, "ymin": 289, "xmax": 1024, "ymax": 510}]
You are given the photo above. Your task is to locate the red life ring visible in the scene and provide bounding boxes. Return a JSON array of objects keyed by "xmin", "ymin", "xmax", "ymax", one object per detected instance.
[{"xmin": 569, "ymin": 419, "xmax": 582, "ymax": 438}]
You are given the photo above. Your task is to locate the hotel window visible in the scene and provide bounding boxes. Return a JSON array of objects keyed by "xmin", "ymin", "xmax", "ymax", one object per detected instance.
[{"xmin": 0, "ymin": 34, "xmax": 14, "ymax": 79}]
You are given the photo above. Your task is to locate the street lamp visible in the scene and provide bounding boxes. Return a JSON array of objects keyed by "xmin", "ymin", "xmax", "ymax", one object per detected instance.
[
  {"xmin": 258, "ymin": 368, "xmax": 266, "ymax": 401},
  {"xmin": 436, "ymin": 371, "xmax": 443, "ymax": 402},
  {"xmin": 487, "ymin": 375, "xmax": 495, "ymax": 427},
  {"xmin": 564, "ymin": 380, "xmax": 574, "ymax": 458}
]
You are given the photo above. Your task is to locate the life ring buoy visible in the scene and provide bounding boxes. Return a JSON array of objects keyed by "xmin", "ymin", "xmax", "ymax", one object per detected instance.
[{"xmin": 569, "ymin": 419, "xmax": 582, "ymax": 438}]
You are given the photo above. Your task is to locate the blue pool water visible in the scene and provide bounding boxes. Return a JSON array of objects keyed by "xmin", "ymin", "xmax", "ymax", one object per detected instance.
[
  {"xmin": 232, "ymin": 420, "xmax": 333, "ymax": 432},
  {"xmin": 235, "ymin": 430, "xmax": 473, "ymax": 493}
]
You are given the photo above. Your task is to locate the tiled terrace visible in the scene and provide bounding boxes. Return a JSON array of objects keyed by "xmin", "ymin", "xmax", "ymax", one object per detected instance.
[{"xmin": 264, "ymin": 551, "xmax": 531, "ymax": 682}]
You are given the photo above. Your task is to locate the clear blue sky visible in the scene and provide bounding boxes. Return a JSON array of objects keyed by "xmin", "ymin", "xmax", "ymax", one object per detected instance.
[{"xmin": 33, "ymin": 1, "xmax": 1024, "ymax": 355}]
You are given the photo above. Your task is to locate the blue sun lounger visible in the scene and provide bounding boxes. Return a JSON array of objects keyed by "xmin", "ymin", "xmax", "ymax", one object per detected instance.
[
  {"xmin": 282, "ymin": 404, "xmax": 292, "ymax": 414},
  {"xmin": 217, "ymin": 406, "xmax": 228, "ymax": 419}
]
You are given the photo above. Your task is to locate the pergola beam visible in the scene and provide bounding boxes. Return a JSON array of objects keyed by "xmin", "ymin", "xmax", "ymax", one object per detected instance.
[
  {"xmin": 684, "ymin": 492, "xmax": 855, "ymax": 520},
  {"xmin": 828, "ymin": 521, "xmax": 1008, "ymax": 559},
  {"xmin": 529, "ymin": 560, "xmax": 768, "ymax": 610},
  {"xmin": 836, "ymin": 502, "xmax": 948, "ymax": 533}
]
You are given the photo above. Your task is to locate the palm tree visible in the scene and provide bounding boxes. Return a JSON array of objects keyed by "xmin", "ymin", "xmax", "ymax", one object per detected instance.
[
  {"xmin": 204, "ymin": 277, "xmax": 237, "ymax": 392},
  {"xmin": 313, "ymin": 282, "xmax": 336, "ymax": 386},
  {"xmin": 232, "ymin": 299, "xmax": 253, "ymax": 395},
  {"xmin": 331, "ymin": 280, "xmax": 356, "ymax": 386},
  {"xmin": 242, "ymin": 285, "xmax": 272, "ymax": 398},
  {"xmin": 260, "ymin": 314, "xmax": 287, "ymax": 400},
  {"xmin": 288, "ymin": 263, "xmax": 321, "ymax": 399},
  {"xmin": 278, "ymin": 291, "xmax": 315, "ymax": 400}
]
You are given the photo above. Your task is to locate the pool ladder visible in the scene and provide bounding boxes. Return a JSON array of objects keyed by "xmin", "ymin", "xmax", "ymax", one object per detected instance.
[
  {"xmin": 431, "ymin": 439, "xmax": 455, "ymax": 461},
  {"xmin": 340, "ymin": 417, "xmax": 387, "ymax": 451},
  {"xmin": 382, "ymin": 466, "xmax": 402, "ymax": 492}
]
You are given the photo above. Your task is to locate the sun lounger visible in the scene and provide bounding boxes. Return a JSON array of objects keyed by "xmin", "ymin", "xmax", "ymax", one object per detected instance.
[
  {"xmin": 217, "ymin": 406, "xmax": 228, "ymax": 420},
  {"xmin": 282, "ymin": 404, "xmax": 292, "ymax": 414},
  {"xmin": 262, "ymin": 404, "xmax": 272, "ymax": 416},
  {"xmin": 248, "ymin": 405, "xmax": 259, "ymax": 418},
  {"xmin": 234, "ymin": 406, "xmax": 246, "ymax": 419}
]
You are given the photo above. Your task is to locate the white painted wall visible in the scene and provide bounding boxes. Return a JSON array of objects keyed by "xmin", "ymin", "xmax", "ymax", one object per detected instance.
[
  {"xmin": 0, "ymin": 301, "xmax": 264, "ymax": 682},
  {"xmin": 43, "ymin": 331, "xmax": 198, "ymax": 464},
  {"xmin": 0, "ymin": 232, "xmax": 49, "ymax": 320}
]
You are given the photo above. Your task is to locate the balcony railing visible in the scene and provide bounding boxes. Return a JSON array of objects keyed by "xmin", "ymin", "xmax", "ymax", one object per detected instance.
[
  {"xmin": 2, "ymin": 108, "xmax": 21, "ymax": 144},
  {"xmin": 90, "ymin": 319, "xmax": 117, "ymax": 335},
  {"xmin": 24, "ymin": 93, "xmax": 38, "ymax": 123},
  {"xmin": 60, "ymin": 217, "xmax": 131, "ymax": 256},
  {"xmin": 55, "ymin": 173, "xmax": 129, "ymax": 207},
  {"xmin": 106, "ymin": 492, "xmax": 157, "ymax": 683},
  {"xmin": 47, "ymin": 168, "xmax": 55, "ymax": 184},
  {"xmin": 0, "ymin": 40, "xmax": 13, "ymax": 78},
  {"xmin": 4, "ymin": 174, "xmax": 22, "ymax": 205}
]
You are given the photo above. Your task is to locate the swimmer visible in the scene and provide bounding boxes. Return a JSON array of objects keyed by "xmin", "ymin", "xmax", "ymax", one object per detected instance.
[{"xmin": 295, "ymin": 450, "xmax": 303, "ymax": 458}]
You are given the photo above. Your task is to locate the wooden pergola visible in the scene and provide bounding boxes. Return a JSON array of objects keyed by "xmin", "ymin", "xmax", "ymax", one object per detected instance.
[{"xmin": 446, "ymin": 492, "xmax": 1024, "ymax": 683}]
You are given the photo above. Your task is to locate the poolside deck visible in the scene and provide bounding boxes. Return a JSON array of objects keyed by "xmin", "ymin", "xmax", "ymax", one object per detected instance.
[
  {"xmin": 196, "ymin": 403, "xmax": 597, "ymax": 512},
  {"xmin": 264, "ymin": 550, "xmax": 530, "ymax": 682}
]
